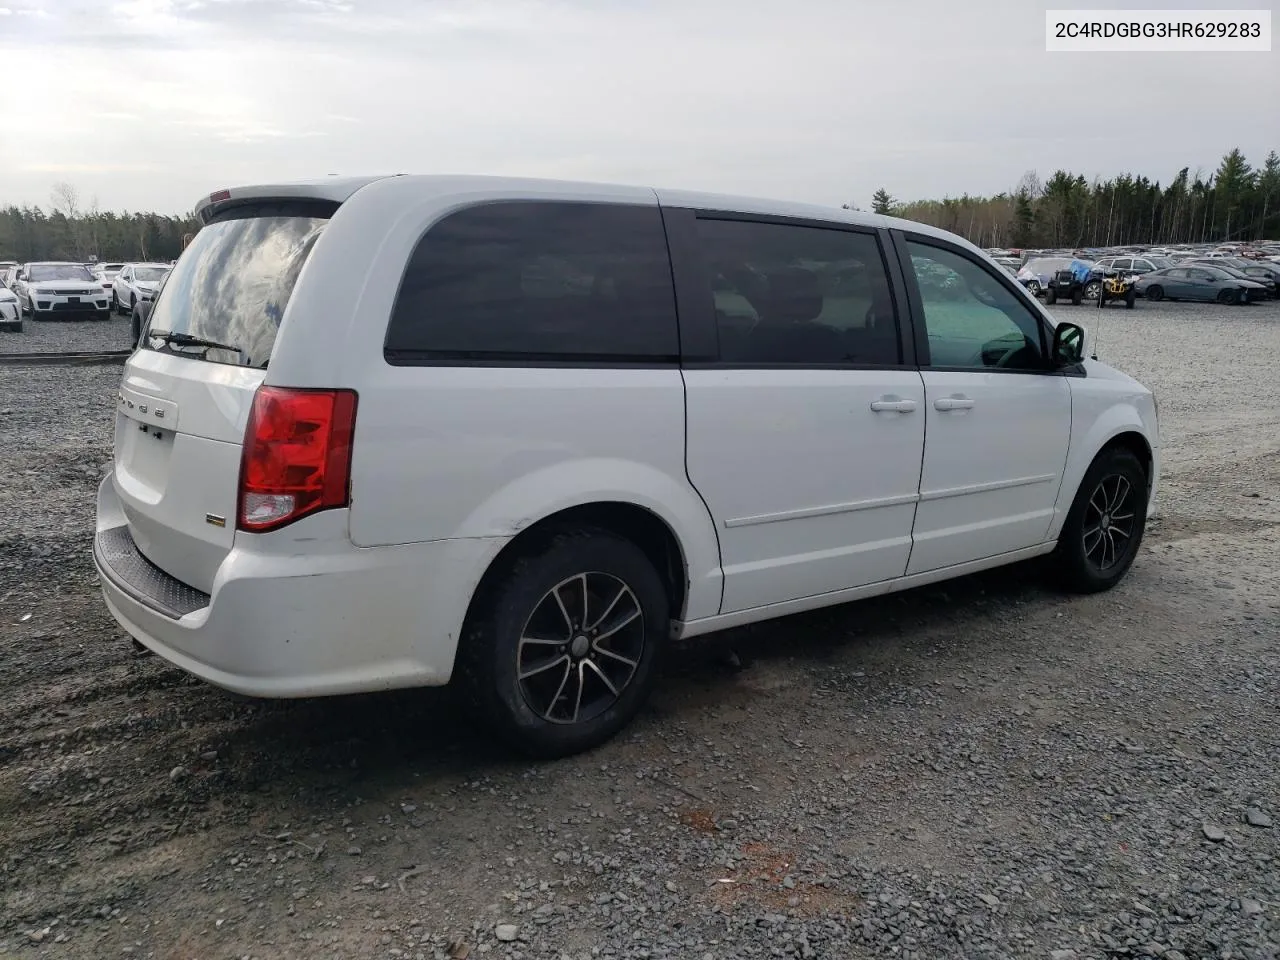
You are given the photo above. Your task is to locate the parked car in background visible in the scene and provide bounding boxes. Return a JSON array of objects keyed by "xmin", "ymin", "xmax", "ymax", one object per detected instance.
[
  {"xmin": 112, "ymin": 262, "xmax": 171, "ymax": 314},
  {"xmin": 93, "ymin": 261, "xmax": 124, "ymax": 282},
  {"xmin": 1183, "ymin": 260, "xmax": 1277, "ymax": 299},
  {"xmin": 93, "ymin": 174, "xmax": 1160, "ymax": 758},
  {"xmin": 130, "ymin": 266, "xmax": 171, "ymax": 345},
  {"xmin": 14, "ymin": 262, "xmax": 112, "ymax": 320},
  {"xmin": 0, "ymin": 284, "xmax": 21, "ymax": 331},
  {"xmin": 1092, "ymin": 255, "xmax": 1175, "ymax": 277},
  {"xmin": 0, "ymin": 260, "xmax": 17, "ymax": 284},
  {"xmin": 1015, "ymin": 257, "xmax": 1072, "ymax": 296},
  {"xmin": 1135, "ymin": 265, "xmax": 1266, "ymax": 304},
  {"xmin": 1237, "ymin": 262, "xmax": 1280, "ymax": 288}
]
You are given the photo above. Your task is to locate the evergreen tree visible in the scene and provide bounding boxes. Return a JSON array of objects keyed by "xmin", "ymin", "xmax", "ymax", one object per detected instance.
[{"xmin": 871, "ymin": 188, "xmax": 895, "ymax": 215}]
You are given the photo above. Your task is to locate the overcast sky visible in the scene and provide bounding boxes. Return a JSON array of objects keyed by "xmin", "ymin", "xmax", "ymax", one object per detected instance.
[{"xmin": 0, "ymin": 0, "xmax": 1275, "ymax": 215}]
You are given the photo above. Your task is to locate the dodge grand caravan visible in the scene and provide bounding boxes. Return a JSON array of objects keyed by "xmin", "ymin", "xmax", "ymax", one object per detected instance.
[{"xmin": 95, "ymin": 175, "xmax": 1159, "ymax": 757}]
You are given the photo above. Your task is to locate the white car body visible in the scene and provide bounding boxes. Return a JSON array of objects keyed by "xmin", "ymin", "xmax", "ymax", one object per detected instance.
[
  {"xmin": 94, "ymin": 175, "xmax": 1159, "ymax": 741},
  {"xmin": 15, "ymin": 262, "xmax": 110, "ymax": 318},
  {"xmin": 0, "ymin": 285, "xmax": 20, "ymax": 330},
  {"xmin": 112, "ymin": 262, "xmax": 171, "ymax": 312}
]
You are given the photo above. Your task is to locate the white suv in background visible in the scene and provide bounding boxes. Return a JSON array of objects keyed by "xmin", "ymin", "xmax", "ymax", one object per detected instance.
[
  {"xmin": 95, "ymin": 175, "xmax": 1159, "ymax": 758},
  {"xmin": 112, "ymin": 262, "xmax": 171, "ymax": 315},
  {"xmin": 15, "ymin": 261, "xmax": 112, "ymax": 320}
]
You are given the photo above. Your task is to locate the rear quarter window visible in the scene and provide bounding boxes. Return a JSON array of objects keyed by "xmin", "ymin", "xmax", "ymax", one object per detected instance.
[{"xmin": 384, "ymin": 201, "xmax": 679, "ymax": 364}]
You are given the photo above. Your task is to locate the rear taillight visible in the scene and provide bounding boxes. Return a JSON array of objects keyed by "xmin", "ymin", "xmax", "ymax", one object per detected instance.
[{"xmin": 237, "ymin": 386, "xmax": 357, "ymax": 532}]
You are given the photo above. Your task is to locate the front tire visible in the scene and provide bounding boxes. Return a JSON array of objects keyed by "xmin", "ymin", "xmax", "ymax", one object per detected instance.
[
  {"xmin": 1045, "ymin": 288, "xmax": 1058, "ymax": 305},
  {"xmin": 1125, "ymin": 290, "xmax": 1136, "ymax": 309},
  {"xmin": 1084, "ymin": 280, "xmax": 1102, "ymax": 301},
  {"xmin": 1146, "ymin": 286, "xmax": 1164, "ymax": 302},
  {"xmin": 455, "ymin": 528, "xmax": 668, "ymax": 758},
  {"xmin": 1071, "ymin": 288, "xmax": 1083, "ymax": 306},
  {"xmin": 1053, "ymin": 449, "xmax": 1148, "ymax": 594}
]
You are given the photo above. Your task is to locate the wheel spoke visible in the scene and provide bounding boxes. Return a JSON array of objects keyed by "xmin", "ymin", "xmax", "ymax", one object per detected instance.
[
  {"xmin": 1109, "ymin": 525, "xmax": 1131, "ymax": 540},
  {"xmin": 575, "ymin": 573, "xmax": 591, "ymax": 630},
  {"xmin": 570, "ymin": 662, "xmax": 586, "ymax": 723},
  {"xmin": 1083, "ymin": 527, "xmax": 1104, "ymax": 558},
  {"xmin": 1089, "ymin": 488, "xmax": 1107, "ymax": 516},
  {"xmin": 587, "ymin": 583, "xmax": 630, "ymax": 632},
  {"xmin": 543, "ymin": 659, "xmax": 573, "ymax": 721},
  {"xmin": 1111, "ymin": 476, "xmax": 1131, "ymax": 512},
  {"xmin": 593, "ymin": 642, "xmax": 639, "ymax": 669},
  {"xmin": 519, "ymin": 635, "xmax": 564, "ymax": 648},
  {"xmin": 1109, "ymin": 511, "xmax": 1134, "ymax": 522},
  {"xmin": 595, "ymin": 608, "xmax": 640, "ymax": 642},
  {"xmin": 551, "ymin": 584, "xmax": 576, "ymax": 637},
  {"xmin": 583, "ymin": 658, "xmax": 621, "ymax": 697},
  {"xmin": 519, "ymin": 653, "xmax": 570, "ymax": 681}
]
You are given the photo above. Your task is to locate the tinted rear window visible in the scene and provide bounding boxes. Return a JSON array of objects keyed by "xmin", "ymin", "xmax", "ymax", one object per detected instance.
[
  {"xmin": 143, "ymin": 201, "xmax": 334, "ymax": 368},
  {"xmin": 385, "ymin": 201, "xmax": 678, "ymax": 364}
]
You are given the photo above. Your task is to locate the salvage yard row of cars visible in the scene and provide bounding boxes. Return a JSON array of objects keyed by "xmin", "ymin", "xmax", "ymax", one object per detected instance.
[
  {"xmin": 0, "ymin": 258, "xmax": 172, "ymax": 332},
  {"xmin": 997, "ymin": 241, "xmax": 1280, "ymax": 308}
]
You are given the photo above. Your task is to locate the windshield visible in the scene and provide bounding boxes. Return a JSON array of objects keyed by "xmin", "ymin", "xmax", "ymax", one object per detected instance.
[
  {"xmin": 135, "ymin": 266, "xmax": 169, "ymax": 281},
  {"xmin": 144, "ymin": 203, "xmax": 332, "ymax": 369},
  {"xmin": 29, "ymin": 263, "xmax": 94, "ymax": 282}
]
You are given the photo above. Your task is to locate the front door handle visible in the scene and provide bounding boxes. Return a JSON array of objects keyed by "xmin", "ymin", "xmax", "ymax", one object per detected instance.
[
  {"xmin": 870, "ymin": 397, "xmax": 918, "ymax": 413},
  {"xmin": 933, "ymin": 395, "xmax": 975, "ymax": 411}
]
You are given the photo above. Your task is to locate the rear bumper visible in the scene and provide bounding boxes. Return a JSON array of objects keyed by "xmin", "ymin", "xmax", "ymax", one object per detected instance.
[{"xmin": 94, "ymin": 476, "xmax": 510, "ymax": 698}]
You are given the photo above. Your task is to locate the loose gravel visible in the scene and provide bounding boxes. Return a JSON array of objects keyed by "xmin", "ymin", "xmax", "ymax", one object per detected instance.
[
  {"xmin": 0, "ymin": 313, "xmax": 137, "ymax": 354},
  {"xmin": 1, "ymin": 303, "xmax": 1278, "ymax": 960}
]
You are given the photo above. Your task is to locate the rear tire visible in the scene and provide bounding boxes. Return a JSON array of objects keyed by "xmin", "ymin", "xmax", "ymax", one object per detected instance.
[
  {"xmin": 1052, "ymin": 448, "xmax": 1148, "ymax": 594},
  {"xmin": 1045, "ymin": 288, "xmax": 1057, "ymax": 305},
  {"xmin": 1125, "ymin": 290, "xmax": 1136, "ymax": 309},
  {"xmin": 1070, "ymin": 288, "xmax": 1083, "ymax": 305},
  {"xmin": 454, "ymin": 527, "xmax": 668, "ymax": 758},
  {"xmin": 1146, "ymin": 286, "xmax": 1164, "ymax": 302}
]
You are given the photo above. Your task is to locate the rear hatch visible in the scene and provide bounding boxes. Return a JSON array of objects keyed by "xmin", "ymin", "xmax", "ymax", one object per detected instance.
[{"xmin": 112, "ymin": 200, "xmax": 334, "ymax": 592}]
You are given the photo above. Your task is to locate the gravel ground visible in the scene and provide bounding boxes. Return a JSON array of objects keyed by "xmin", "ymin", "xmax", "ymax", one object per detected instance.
[
  {"xmin": 1, "ymin": 301, "xmax": 1278, "ymax": 960},
  {"xmin": 0, "ymin": 313, "xmax": 137, "ymax": 354}
]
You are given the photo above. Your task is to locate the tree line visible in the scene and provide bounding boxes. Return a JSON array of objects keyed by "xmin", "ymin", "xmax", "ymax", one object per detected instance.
[
  {"xmin": 0, "ymin": 182, "xmax": 198, "ymax": 264},
  {"xmin": 865, "ymin": 147, "xmax": 1280, "ymax": 250},
  {"xmin": 6, "ymin": 151, "xmax": 1278, "ymax": 265}
]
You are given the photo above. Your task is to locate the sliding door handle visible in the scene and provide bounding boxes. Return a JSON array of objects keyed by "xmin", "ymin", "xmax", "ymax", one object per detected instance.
[{"xmin": 933, "ymin": 396, "xmax": 975, "ymax": 411}]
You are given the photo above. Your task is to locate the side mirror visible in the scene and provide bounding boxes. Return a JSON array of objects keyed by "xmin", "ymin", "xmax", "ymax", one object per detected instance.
[{"xmin": 1052, "ymin": 321, "xmax": 1087, "ymax": 366}]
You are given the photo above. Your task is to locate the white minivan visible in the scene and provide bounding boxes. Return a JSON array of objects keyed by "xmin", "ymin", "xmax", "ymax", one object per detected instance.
[{"xmin": 95, "ymin": 175, "xmax": 1159, "ymax": 757}]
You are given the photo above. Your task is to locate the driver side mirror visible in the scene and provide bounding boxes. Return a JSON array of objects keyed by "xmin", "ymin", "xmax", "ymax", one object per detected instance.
[{"xmin": 1052, "ymin": 321, "xmax": 1087, "ymax": 366}]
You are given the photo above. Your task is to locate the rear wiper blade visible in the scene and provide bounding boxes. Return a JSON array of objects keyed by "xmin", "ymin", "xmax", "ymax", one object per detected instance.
[{"xmin": 148, "ymin": 329, "xmax": 243, "ymax": 355}]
